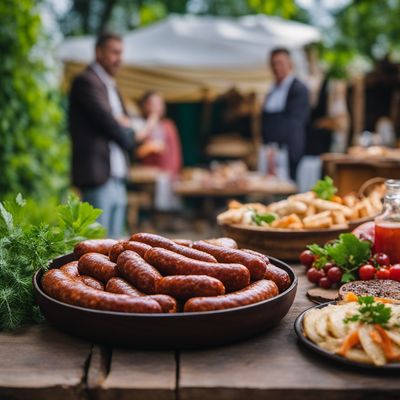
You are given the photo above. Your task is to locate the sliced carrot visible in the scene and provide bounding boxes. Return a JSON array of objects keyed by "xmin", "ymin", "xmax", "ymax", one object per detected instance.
[
  {"xmin": 338, "ymin": 330, "xmax": 360, "ymax": 356},
  {"xmin": 374, "ymin": 325, "xmax": 400, "ymax": 361},
  {"xmin": 370, "ymin": 329, "xmax": 383, "ymax": 345},
  {"xmin": 344, "ymin": 292, "xmax": 359, "ymax": 302},
  {"xmin": 374, "ymin": 297, "xmax": 395, "ymax": 304}
]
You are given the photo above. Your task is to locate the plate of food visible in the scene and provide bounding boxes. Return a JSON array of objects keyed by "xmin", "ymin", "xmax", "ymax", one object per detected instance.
[
  {"xmin": 294, "ymin": 294, "xmax": 400, "ymax": 369},
  {"xmin": 34, "ymin": 234, "xmax": 297, "ymax": 349},
  {"xmin": 217, "ymin": 176, "xmax": 384, "ymax": 260}
]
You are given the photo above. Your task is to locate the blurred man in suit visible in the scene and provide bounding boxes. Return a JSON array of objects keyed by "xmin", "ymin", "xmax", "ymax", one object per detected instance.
[
  {"xmin": 69, "ymin": 32, "xmax": 146, "ymax": 237},
  {"xmin": 262, "ymin": 48, "xmax": 310, "ymax": 180}
]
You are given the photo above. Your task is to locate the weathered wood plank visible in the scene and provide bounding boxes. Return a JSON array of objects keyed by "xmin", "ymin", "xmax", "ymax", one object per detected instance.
[
  {"xmin": 93, "ymin": 349, "xmax": 176, "ymax": 400},
  {"xmin": 179, "ymin": 269, "xmax": 400, "ymax": 400},
  {"xmin": 0, "ymin": 324, "xmax": 92, "ymax": 400}
]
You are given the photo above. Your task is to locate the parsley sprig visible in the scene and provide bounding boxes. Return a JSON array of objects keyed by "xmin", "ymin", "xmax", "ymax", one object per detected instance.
[
  {"xmin": 251, "ymin": 212, "xmax": 276, "ymax": 226},
  {"xmin": 344, "ymin": 296, "xmax": 392, "ymax": 327},
  {"xmin": 0, "ymin": 194, "xmax": 105, "ymax": 330},
  {"xmin": 312, "ymin": 176, "xmax": 338, "ymax": 200},
  {"xmin": 308, "ymin": 233, "xmax": 372, "ymax": 282}
]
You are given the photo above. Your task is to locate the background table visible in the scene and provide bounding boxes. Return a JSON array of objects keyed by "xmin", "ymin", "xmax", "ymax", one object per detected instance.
[{"xmin": 1, "ymin": 269, "xmax": 399, "ymax": 400}]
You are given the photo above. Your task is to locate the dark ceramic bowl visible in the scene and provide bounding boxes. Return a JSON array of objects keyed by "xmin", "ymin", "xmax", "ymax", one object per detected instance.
[
  {"xmin": 34, "ymin": 253, "xmax": 297, "ymax": 349},
  {"xmin": 294, "ymin": 302, "xmax": 400, "ymax": 370}
]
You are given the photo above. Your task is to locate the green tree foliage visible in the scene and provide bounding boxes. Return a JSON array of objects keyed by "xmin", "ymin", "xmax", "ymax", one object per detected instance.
[
  {"xmin": 0, "ymin": 0, "xmax": 68, "ymax": 200},
  {"xmin": 58, "ymin": 0, "xmax": 305, "ymax": 35}
]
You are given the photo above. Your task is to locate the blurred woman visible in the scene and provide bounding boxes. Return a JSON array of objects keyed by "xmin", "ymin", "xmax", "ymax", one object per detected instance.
[{"xmin": 136, "ymin": 91, "xmax": 182, "ymax": 177}]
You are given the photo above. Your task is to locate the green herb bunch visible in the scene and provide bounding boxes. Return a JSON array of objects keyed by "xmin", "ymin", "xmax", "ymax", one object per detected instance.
[
  {"xmin": 344, "ymin": 296, "xmax": 392, "ymax": 327},
  {"xmin": 312, "ymin": 176, "xmax": 338, "ymax": 200},
  {"xmin": 0, "ymin": 194, "xmax": 105, "ymax": 330},
  {"xmin": 308, "ymin": 233, "xmax": 372, "ymax": 283}
]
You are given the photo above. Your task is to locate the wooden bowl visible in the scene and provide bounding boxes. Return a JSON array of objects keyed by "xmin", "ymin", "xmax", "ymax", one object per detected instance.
[
  {"xmin": 33, "ymin": 253, "xmax": 297, "ymax": 349},
  {"xmin": 218, "ymin": 221, "xmax": 370, "ymax": 261}
]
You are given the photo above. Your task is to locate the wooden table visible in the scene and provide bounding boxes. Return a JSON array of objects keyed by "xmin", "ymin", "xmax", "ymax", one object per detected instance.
[
  {"xmin": 1, "ymin": 270, "xmax": 399, "ymax": 400},
  {"xmin": 322, "ymin": 153, "xmax": 400, "ymax": 195}
]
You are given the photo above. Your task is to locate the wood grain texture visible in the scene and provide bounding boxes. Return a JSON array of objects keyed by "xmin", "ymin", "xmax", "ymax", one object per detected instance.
[
  {"xmin": 179, "ymin": 269, "xmax": 400, "ymax": 400},
  {"xmin": 94, "ymin": 349, "xmax": 176, "ymax": 400},
  {"xmin": 0, "ymin": 324, "xmax": 91, "ymax": 400}
]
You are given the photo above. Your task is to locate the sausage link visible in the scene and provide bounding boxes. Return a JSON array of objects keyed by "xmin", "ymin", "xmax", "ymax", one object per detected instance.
[
  {"xmin": 157, "ymin": 275, "xmax": 225, "ymax": 299},
  {"xmin": 109, "ymin": 241, "xmax": 152, "ymax": 262},
  {"xmin": 264, "ymin": 264, "xmax": 291, "ymax": 293},
  {"xmin": 77, "ymin": 275, "xmax": 105, "ymax": 291},
  {"xmin": 78, "ymin": 253, "xmax": 118, "ymax": 283},
  {"xmin": 205, "ymin": 237, "xmax": 238, "ymax": 249},
  {"xmin": 74, "ymin": 239, "xmax": 118, "ymax": 259},
  {"xmin": 184, "ymin": 279, "xmax": 279, "ymax": 312},
  {"xmin": 242, "ymin": 249, "xmax": 270, "ymax": 265},
  {"xmin": 117, "ymin": 250, "xmax": 162, "ymax": 294},
  {"xmin": 60, "ymin": 261, "xmax": 79, "ymax": 278},
  {"xmin": 192, "ymin": 241, "xmax": 266, "ymax": 281},
  {"xmin": 42, "ymin": 269, "xmax": 162, "ymax": 313},
  {"xmin": 106, "ymin": 277, "xmax": 145, "ymax": 296},
  {"xmin": 145, "ymin": 248, "xmax": 250, "ymax": 292},
  {"xmin": 172, "ymin": 239, "xmax": 193, "ymax": 247},
  {"xmin": 131, "ymin": 233, "xmax": 217, "ymax": 263},
  {"xmin": 105, "ymin": 277, "xmax": 177, "ymax": 313},
  {"xmin": 242, "ymin": 250, "xmax": 290, "ymax": 293}
]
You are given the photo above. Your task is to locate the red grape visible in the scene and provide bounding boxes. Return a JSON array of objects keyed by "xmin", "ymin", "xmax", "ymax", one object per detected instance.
[
  {"xmin": 323, "ymin": 262, "xmax": 335, "ymax": 273},
  {"xmin": 327, "ymin": 266, "xmax": 343, "ymax": 283},
  {"xmin": 374, "ymin": 253, "xmax": 390, "ymax": 266},
  {"xmin": 300, "ymin": 250, "xmax": 315, "ymax": 268},
  {"xmin": 318, "ymin": 277, "xmax": 332, "ymax": 289},
  {"xmin": 375, "ymin": 268, "xmax": 391, "ymax": 280},
  {"xmin": 307, "ymin": 267, "xmax": 325, "ymax": 284},
  {"xmin": 389, "ymin": 264, "xmax": 400, "ymax": 281},
  {"xmin": 358, "ymin": 264, "xmax": 376, "ymax": 280}
]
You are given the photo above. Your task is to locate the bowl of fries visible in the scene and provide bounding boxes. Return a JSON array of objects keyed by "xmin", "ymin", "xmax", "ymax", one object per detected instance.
[
  {"xmin": 295, "ymin": 295, "xmax": 400, "ymax": 368},
  {"xmin": 217, "ymin": 178, "xmax": 384, "ymax": 260}
]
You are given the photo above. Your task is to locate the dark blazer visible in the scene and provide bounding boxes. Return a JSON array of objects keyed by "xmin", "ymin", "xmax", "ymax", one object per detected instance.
[
  {"xmin": 262, "ymin": 78, "xmax": 310, "ymax": 175},
  {"xmin": 68, "ymin": 66, "xmax": 135, "ymax": 189}
]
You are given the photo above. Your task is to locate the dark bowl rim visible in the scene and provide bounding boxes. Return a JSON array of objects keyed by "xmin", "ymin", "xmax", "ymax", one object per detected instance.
[
  {"xmin": 294, "ymin": 301, "xmax": 400, "ymax": 370},
  {"xmin": 34, "ymin": 254, "xmax": 298, "ymax": 319}
]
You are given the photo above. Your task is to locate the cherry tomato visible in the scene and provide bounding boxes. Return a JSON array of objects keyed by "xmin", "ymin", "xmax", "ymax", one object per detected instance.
[
  {"xmin": 300, "ymin": 250, "xmax": 315, "ymax": 268},
  {"xmin": 375, "ymin": 268, "xmax": 391, "ymax": 280},
  {"xmin": 389, "ymin": 264, "xmax": 400, "ymax": 281},
  {"xmin": 358, "ymin": 264, "xmax": 376, "ymax": 280},
  {"xmin": 323, "ymin": 262, "xmax": 335, "ymax": 273},
  {"xmin": 318, "ymin": 277, "xmax": 332, "ymax": 289},
  {"xmin": 327, "ymin": 266, "xmax": 343, "ymax": 283},
  {"xmin": 374, "ymin": 253, "xmax": 391, "ymax": 266},
  {"xmin": 307, "ymin": 267, "xmax": 325, "ymax": 284}
]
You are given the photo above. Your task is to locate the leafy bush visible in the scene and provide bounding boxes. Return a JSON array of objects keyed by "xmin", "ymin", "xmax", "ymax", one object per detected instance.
[{"xmin": 0, "ymin": 0, "xmax": 69, "ymax": 200}]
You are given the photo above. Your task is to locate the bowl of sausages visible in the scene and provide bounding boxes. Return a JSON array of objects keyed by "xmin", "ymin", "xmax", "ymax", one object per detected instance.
[{"xmin": 33, "ymin": 233, "xmax": 297, "ymax": 349}]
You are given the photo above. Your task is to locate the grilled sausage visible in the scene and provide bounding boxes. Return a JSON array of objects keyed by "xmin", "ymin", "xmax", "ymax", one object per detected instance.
[
  {"xmin": 205, "ymin": 237, "xmax": 238, "ymax": 249},
  {"xmin": 242, "ymin": 249, "xmax": 290, "ymax": 293},
  {"xmin": 157, "ymin": 275, "xmax": 225, "ymax": 299},
  {"xmin": 105, "ymin": 277, "xmax": 177, "ymax": 313},
  {"xmin": 60, "ymin": 261, "xmax": 79, "ymax": 278},
  {"xmin": 78, "ymin": 253, "xmax": 118, "ymax": 283},
  {"xmin": 42, "ymin": 269, "xmax": 162, "ymax": 313},
  {"xmin": 77, "ymin": 275, "xmax": 105, "ymax": 291},
  {"xmin": 192, "ymin": 241, "xmax": 266, "ymax": 281},
  {"xmin": 109, "ymin": 241, "xmax": 152, "ymax": 262},
  {"xmin": 117, "ymin": 250, "xmax": 162, "ymax": 294},
  {"xmin": 74, "ymin": 239, "xmax": 118, "ymax": 259},
  {"xmin": 145, "ymin": 247, "xmax": 250, "ymax": 292},
  {"xmin": 131, "ymin": 233, "xmax": 217, "ymax": 263},
  {"xmin": 184, "ymin": 279, "xmax": 279, "ymax": 312}
]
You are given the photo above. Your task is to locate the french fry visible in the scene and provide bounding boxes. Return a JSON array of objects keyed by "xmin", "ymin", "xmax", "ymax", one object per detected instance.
[
  {"xmin": 271, "ymin": 214, "xmax": 302, "ymax": 229},
  {"xmin": 332, "ymin": 211, "xmax": 346, "ymax": 225},
  {"xmin": 312, "ymin": 199, "xmax": 353, "ymax": 217},
  {"xmin": 303, "ymin": 217, "xmax": 333, "ymax": 229}
]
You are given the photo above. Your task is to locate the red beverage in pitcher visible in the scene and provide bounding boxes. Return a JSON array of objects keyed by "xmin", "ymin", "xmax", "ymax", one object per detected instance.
[{"xmin": 374, "ymin": 222, "xmax": 400, "ymax": 264}]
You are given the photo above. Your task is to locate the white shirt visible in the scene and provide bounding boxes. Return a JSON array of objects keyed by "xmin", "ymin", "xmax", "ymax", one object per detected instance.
[
  {"xmin": 264, "ymin": 74, "xmax": 295, "ymax": 113},
  {"xmin": 92, "ymin": 63, "xmax": 128, "ymax": 179}
]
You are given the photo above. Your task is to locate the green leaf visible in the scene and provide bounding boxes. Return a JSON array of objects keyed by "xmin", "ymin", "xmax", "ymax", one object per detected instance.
[
  {"xmin": 312, "ymin": 176, "xmax": 338, "ymax": 200},
  {"xmin": 251, "ymin": 212, "xmax": 276, "ymax": 226},
  {"xmin": 341, "ymin": 271, "xmax": 356, "ymax": 283}
]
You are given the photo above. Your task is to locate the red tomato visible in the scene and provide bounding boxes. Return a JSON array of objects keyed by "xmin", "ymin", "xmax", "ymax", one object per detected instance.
[
  {"xmin": 307, "ymin": 267, "xmax": 325, "ymax": 284},
  {"xmin": 318, "ymin": 277, "xmax": 332, "ymax": 289},
  {"xmin": 375, "ymin": 268, "xmax": 391, "ymax": 280},
  {"xmin": 299, "ymin": 250, "xmax": 315, "ymax": 268},
  {"xmin": 389, "ymin": 264, "xmax": 400, "ymax": 281},
  {"xmin": 352, "ymin": 221, "xmax": 375, "ymax": 249},
  {"xmin": 358, "ymin": 264, "xmax": 376, "ymax": 280},
  {"xmin": 327, "ymin": 266, "xmax": 343, "ymax": 283}
]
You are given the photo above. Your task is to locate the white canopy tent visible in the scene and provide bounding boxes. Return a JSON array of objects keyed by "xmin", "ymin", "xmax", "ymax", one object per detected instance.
[{"xmin": 60, "ymin": 14, "xmax": 321, "ymax": 102}]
